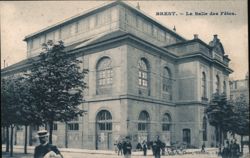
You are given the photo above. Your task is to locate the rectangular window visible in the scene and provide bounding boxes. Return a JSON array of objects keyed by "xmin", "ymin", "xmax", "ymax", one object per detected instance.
[
  {"xmin": 111, "ymin": 7, "xmax": 118, "ymax": 22},
  {"xmin": 183, "ymin": 129, "xmax": 191, "ymax": 144},
  {"xmin": 162, "ymin": 124, "xmax": 170, "ymax": 131},
  {"xmin": 98, "ymin": 123, "xmax": 112, "ymax": 131},
  {"xmin": 78, "ymin": 18, "xmax": 89, "ymax": 33},
  {"xmin": 68, "ymin": 123, "xmax": 79, "ymax": 131},
  {"xmin": 137, "ymin": 17, "xmax": 143, "ymax": 31},
  {"xmin": 40, "ymin": 35, "xmax": 46, "ymax": 45},
  {"xmin": 54, "ymin": 30, "xmax": 61, "ymax": 42},
  {"xmin": 33, "ymin": 37, "xmax": 40, "ymax": 49},
  {"xmin": 61, "ymin": 25, "xmax": 71, "ymax": 40},
  {"xmin": 53, "ymin": 123, "xmax": 58, "ymax": 131},
  {"xmin": 46, "ymin": 31, "xmax": 54, "ymax": 41},
  {"xmin": 138, "ymin": 123, "xmax": 147, "ymax": 131},
  {"xmin": 70, "ymin": 23, "xmax": 77, "ymax": 35},
  {"xmin": 139, "ymin": 70, "xmax": 148, "ymax": 88},
  {"xmin": 89, "ymin": 16, "xmax": 96, "ymax": 29}
]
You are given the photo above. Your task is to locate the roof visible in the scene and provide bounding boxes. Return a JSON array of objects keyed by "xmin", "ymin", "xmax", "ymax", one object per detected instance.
[
  {"xmin": 2, "ymin": 29, "xmax": 178, "ymax": 76},
  {"xmin": 23, "ymin": 1, "xmax": 186, "ymax": 41}
]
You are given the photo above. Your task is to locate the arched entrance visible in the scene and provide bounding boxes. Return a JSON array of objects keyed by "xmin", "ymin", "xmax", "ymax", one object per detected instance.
[
  {"xmin": 162, "ymin": 113, "xmax": 172, "ymax": 146},
  {"xmin": 137, "ymin": 111, "xmax": 150, "ymax": 143},
  {"xmin": 96, "ymin": 110, "xmax": 112, "ymax": 150}
]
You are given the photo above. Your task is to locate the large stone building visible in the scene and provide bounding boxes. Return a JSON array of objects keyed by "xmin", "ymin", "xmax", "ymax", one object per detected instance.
[{"xmin": 1, "ymin": 1, "xmax": 233, "ymax": 150}]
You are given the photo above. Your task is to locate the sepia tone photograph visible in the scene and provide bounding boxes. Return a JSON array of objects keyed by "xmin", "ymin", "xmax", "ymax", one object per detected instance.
[{"xmin": 1, "ymin": 0, "xmax": 249, "ymax": 158}]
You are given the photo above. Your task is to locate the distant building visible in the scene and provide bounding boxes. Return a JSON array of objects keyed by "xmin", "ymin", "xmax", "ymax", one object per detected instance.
[
  {"xmin": 229, "ymin": 73, "xmax": 249, "ymax": 147},
  {"xmin": 230, "ymin": 73, "xmax": 249, "ymax": 102},
  {"xmin": 1, "ymin": 1, "xmax": 233, "ymax": 150}
]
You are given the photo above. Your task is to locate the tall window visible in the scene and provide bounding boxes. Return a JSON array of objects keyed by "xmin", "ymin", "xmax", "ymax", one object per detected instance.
[
  {"xmin": 162, "ymin": 113, "xmax": 171, "ymax": 131},
  {"xmin": 53, "ymin": 123, "xmax": 58, "ymax": 131},
  {"xmin": 216, "ymin": 75, "xmax": 220, "ymax": 93},
  {"xmin": 202, "ymin": 72, "xmax": 207, "ymax": 98},
  {"xmin": 68, "ymin": 117, "xmax": 79, "ymax": 131},
  {"xmin": 163, "ymin": 67, "xmax": 172, "ymax": 100},
  {"xmin": 138, "ymin": 111, "xmax": 150, "ymax": 131},
  {"xmin": 223, "ymin": 81, "xmax": 227, "ymax": 94},
  {"xmin": 138, "ymin": 59, "xmax": 149, "ymax": 88},
  {"xmin": 96, "ymin": 110, "xmax": 112, "ymax": 131},
  {"xmin": 202, "ymin": 117, "xmax": 207, "ymax": 141},
  {"xmin": 183, "ymin": 129, "xmax": 191, "ymax": 145},
  {"xmin": 96, "ymin": 57, "xmax": 113, "ymax": 95}
]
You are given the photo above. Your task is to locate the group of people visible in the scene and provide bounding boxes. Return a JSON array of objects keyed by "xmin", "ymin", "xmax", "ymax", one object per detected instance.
[
  {"xmin": 114, "ymin": 136, "xmax": 133, "ymax": 158},
  {"xmin": 221, "ymin": 139, "xmax": 241, "ymax": 158},
  {"xmin": 34, "ymin": 130, "xmax": 242, "ymax": 158},
  {"xmin": 115, "ymin": 135, "xmax": 166, "ymax": 158}
]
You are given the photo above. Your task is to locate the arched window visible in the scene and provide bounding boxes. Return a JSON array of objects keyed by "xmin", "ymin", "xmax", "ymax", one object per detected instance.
[
  {"xmin": 138, "ymin": 111, "xmax": 150, "ymax": 131},
  {"xmin": 163, "ymin": 67, "xmax": 172, "ymax": 100},
  {"xmin": 202, "ymin": 117, "xmax": 207, "ymax": 141},
  {"xmin": 162, "ymin": 113, "xmax": 171, "ymax": 131},
  {"xmin": 223, "ymin": 81, "xmax": 227, "ymax": 94},
  {"xmin": 96, "ymin": 57, "xmax": 113, "ymax": 95},
  {"xmin": 138, "ymin": 59, "xmax": 149, "ymax": 88},
  {"xmin": 96, "ymin": 110, "xmax": 112, "ymax": 131},
  {"xmin": 216, "ymin": 75, "xmax": 220, "ymax": 93},
  {"xmin": 202, "ymin": 72, "xmax": 207, "ymax": 98}
]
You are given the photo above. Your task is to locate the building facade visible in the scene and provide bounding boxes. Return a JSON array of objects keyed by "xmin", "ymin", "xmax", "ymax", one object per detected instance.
[
  {"xmin": 1, "ymin": 1, "xmax": 233, "ymax": 150},
  {"xmin": 230, "ymin": 73, "xmax": 249, "ymax": 102}
]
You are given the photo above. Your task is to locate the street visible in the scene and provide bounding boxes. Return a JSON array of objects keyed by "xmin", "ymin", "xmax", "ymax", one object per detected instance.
[
  {"xmin": 2, "ymin": 146, "xmax": 249, "ymax": 158},
  {"xmin": 1, "ymin": 152, "xmax": 221, "ymax": 158},
  {"xmin": 1, "ymin": 147, "xmax": 221, "ymax": 158}
]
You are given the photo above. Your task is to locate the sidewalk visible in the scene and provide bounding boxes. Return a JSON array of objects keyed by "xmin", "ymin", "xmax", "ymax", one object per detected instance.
[{"xmin": 2, "ymin": 145, "xmax": 219, "ymax": 156}]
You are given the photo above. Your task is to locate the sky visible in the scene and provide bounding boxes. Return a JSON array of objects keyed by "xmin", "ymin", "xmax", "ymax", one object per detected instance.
[{"xmin": 0, "ymin": 0, "xmax": 248, "ymax": 80}]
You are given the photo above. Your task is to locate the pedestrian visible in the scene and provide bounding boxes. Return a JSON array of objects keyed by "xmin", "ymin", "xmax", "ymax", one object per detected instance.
[
  {"xmin": 153, "ymin": 136, "xmax": 163, "ymax": 158},
  {"xmin": 118, "ymin": 140, "xmax": 123, "ymax": 156},
  {"xmin": 34, "ymin": 130, "xmax": 63, "ymax": 158},
  {"xmin": 122, "ymin": 136, "xmax": 132, "ymax": 158},
  {"xmin": 230, "ymin": 139, "xmax": 240, "ymax": 158},
  {"xmin": 142, "ymin": 140, "xmax": 148, "ymax": 156},
  {"xmin": 114, "ymin": 140, "xmax": 118, "ymax": 153},
  {"xmin": 222, "ymin": 140, "xmax": 230, "ymax": 158},
  {"xmin": 136, "ymin": 142, "xmax": 142, "ymax": 151},
  {"xmin": 201, "ymin": 143, "xmax": 205, "ymax": 153},
  {"xmin": 161, "ymin": 142, "xmax": 166, "ymax": 155}
]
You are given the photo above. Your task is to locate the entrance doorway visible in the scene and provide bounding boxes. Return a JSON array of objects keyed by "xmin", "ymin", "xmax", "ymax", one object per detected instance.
[
  {"xmin": 96, "ymin": 110, "xmax": 112, "ymax": 150},
  {"xmin": 183, "ymin": 129, "xmax": 191, "ymax": 145}
]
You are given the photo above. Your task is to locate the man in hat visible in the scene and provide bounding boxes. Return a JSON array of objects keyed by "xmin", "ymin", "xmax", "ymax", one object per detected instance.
[
  {"xmin": 34, "ymin": 130, "xmax": 63, "ymax": 158},
  {"xmin": 122, "ymin": 136, "xmax": 132, "ymax": 158},
  {"xmin": 153, "ymin": 135, "xmax": 163, "ymax": 158}
]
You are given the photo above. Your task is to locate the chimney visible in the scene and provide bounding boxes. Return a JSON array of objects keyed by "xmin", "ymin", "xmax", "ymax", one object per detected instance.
[
  {"xmin": 194, "ymin": 34, "xmax": 198, "ymax": 39},
  {"xmin": 173, "ymin": 26, "xmax": 176, "ymax": 31},
  {"xmin": 136, "ymin": 2, "xmax": 140, "ymax": 10},
  {"xmin": 214, "ymin": 34, "xmax": 218, "ymax": 39}
]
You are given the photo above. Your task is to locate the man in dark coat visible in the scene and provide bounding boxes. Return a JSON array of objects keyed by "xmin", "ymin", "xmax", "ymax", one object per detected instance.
[
  {"xmin": 222, "ymin": 140, "xmax": 230, "ymax": 158},
  {"xmin": 142, "ymin": 140, "xmax": 148, "ymax": 156},
  {"xmin": 122, "ymin": 136, "xmax": 132, "ymax": 158},
  {"xmin": 117, "ymin": 140, "xmax": 123, "ymax": 156},
  {"xmin": 230, "ymin": 139, "xmax": 240, "ymax": 158},
  {"xmin": 34, "ymin": 130, "xmax": 63, "ymax": 158},
  {"xmin": 152, "ymin": 136, "xmax": 163, "ymax": 158}
]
